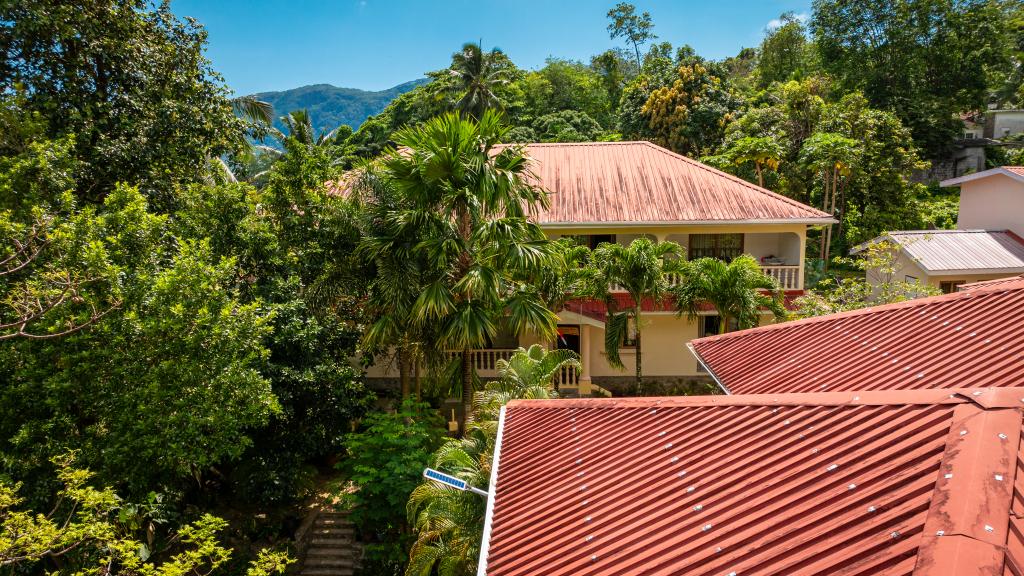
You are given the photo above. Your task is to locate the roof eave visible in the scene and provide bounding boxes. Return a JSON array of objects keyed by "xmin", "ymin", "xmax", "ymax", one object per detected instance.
[
  {"xmin": 687, "ymin": 342, "xmax": 731, "ymax": 395},
  {"xmin": 476, "ymin": 405, "xmax": 507, "ymax": 576},
  {"xmin": 940, "ymin": 167, "xmax": 1024, "ymax": 187},
  {"xmin": 538, "ymin": 217, "xmax": 837, "ymax": 229}
]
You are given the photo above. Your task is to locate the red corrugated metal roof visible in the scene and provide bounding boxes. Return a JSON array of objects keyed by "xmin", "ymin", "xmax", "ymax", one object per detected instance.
[
  {"xmin": 689, "ymin": 278, "xmax": 1024, "ymax": 395},
  {"xmin": 500, "ymin": 142, "xmax": 832, "ymax": 225},
  {"xmin": 959, "ymin": 275, "xmax": 1024, "ymax": 291},
  {"xmin": 480, "ymin": 389, "xmax": 1024, "ymax": 576}
]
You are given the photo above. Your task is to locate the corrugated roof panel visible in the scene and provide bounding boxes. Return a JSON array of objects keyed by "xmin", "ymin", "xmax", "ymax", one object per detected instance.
[
  {"xmin": 690, "ymin": 279, "xmax": 1024, "ymax": 395},
  {"xmin": 481, "ymin": 391, "xmax": 1024, "ymax": 576},
  {"xmin": 883, "ymin": 230, "xmax": 1024, "ymax": 273},
  {"xmin": 500, "ymin": 142, "xmax": 832, "ymax": 225}
]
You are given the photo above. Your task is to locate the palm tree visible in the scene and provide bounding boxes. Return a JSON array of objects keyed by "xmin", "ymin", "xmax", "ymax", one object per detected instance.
[
  {"xmin": 448, "ymin": 41, "xmax": 512, "ymax": 119},
  {"xmin": 578, "ymin": 238, "xmax": 685, "ymax": 395},
  {"xmin": 406, "ymin": 346, "xmax": 565, "ymax": 576},
  {"xmin": 474, "ymin": 345, "xmax": 577, "ymax": 420},
  {"xmin": 673, "ymin": 254, "xmax": 788, "ymax": 334},
  {"xmin": 384, "ymin": 111, "xmax": 558, "ymax": 431}
]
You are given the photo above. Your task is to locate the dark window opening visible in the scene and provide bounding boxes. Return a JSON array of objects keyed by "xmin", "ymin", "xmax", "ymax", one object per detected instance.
[{"xmin": 688, "ymin": 234, "xmax": 744, "ymax": 261}]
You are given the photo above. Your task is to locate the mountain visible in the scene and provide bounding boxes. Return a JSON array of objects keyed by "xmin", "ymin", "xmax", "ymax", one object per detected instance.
[{"xmin": 252, "ymin": 79, "xmax": 427, "ymax": 134}]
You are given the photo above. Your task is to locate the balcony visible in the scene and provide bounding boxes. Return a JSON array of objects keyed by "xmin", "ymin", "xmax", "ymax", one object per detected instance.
[
  {"xmin": 610, "ymin": 264, "xmax": 801, "ymax": 293},
  {"xmin": 445, "ymin": 349, "xmax": 591, "ymax": 392}
]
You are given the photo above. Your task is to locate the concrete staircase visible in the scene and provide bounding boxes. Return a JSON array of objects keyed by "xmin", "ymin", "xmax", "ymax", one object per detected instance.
[{"xmin": 297, "ymin": 510, "xmax": 358, "ymax": 576}]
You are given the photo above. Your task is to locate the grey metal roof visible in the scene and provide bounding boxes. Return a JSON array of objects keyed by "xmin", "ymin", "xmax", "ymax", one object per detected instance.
[{"xmin": 886, "ymin": 230, "xmax": 1024, "ymax": 273}]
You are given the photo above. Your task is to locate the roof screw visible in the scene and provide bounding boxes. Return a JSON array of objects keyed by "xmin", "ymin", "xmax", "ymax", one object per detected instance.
[
  {"xmin": 960, "ymin": 430, "xmax": 968, "ymax": 436},
  {"xmin": 996, "ymin": 474, "xmax": 1004, "ymax": 481},
  {"xmin": 693, "ymin": 504, "xmax": 703, "ymax": 512},
  {"xmin": 577, "ymin": 472, "xmax": 585, "ymax": 477},
  {"xmin": 936, "ymin": 530, "xmax": 945, "ymax": 536},
  {"xmin": 650, "ymin": 409, "xmax": 657, "ymax": 414},
  {"xmin": 586, "ymin": 535, "xmax": 593, "ymax": 542},
  {"xmin": 853, "ymin": 396, "xmax": 860, "ymax": 401},
  {"xmin": 702, "ymin": 524, "xmax": 712, "ymax": 531},
  {"xmin": 783, "ymin": 420, "xmax": 790, "ymax": 425},
  {"xmin": 591, "ymin": 555, "xmax": 598, "ymax": 562},
  {"xmin": 687, "ymin": 486, "xmax": 695, "ymax": 493},
  {"xmin": 890, "ymin": 531, "xmax": 901, "ymax": 539},
  {"xmin": 671, "ymin": 456, "xmax": 679, "ymax": 463},
  {"xmin": 715, "ymin": 547, "xmax": 722, "ymax": 553},
  {"xmin": 581, "ymin": 500, "xmax": 588, "ymax": 506},
  {"xmin": 580, "ymin": 485, "xmax": 587, "ymax": 492},
  {"xmin": 985, "ymin": 525, "xmax": 994, "ymax": 533},
  {"xmin": 973, "ymin": 391, "xmax": 984, "ymax": 396},
  {"xmin": 944, "ymin": 473, "xmax": 953, "ymax": 479},
  {"xmin": 728, "ymin": 572, "xmax": 737, "ymax": 576},
  {"xmin": 585, "ymin": 516, "xmax": 591, "ymax": 522},
  {"xmin": 665, "ymin": 443, "xmax": 673, "ymax": 449},
  {"xmin": 658, "ymin": 431, "xmax": 666, "ymax": 436},
  {"xmin": 868, "ymin": 506, "xmax": 877, "ymax": 513},
  {"xmin": 848, "ymin": 484, "xmax": 857, "ymax": 490},
  {"xmin": 999, "ymin": 433, "xmax": 1008, "ymax": 440},
  {"xmin": 678, "ymin": 470, "xmax": 686, "ymax": 477},
  {"xmin": 826, "ymin": 464, "xmax": 838, "ymax": 472}
]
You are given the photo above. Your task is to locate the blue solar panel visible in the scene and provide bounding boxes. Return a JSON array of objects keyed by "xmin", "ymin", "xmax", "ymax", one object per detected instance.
[{"xmin": 424, "ymin": 468, "xmax": 467, "ymax": 490}]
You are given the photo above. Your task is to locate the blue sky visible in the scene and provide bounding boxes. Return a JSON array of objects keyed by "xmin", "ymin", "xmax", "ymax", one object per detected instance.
[{"xmin": 170, "ymin": 0, "xmax": 811, "ymax": 96}]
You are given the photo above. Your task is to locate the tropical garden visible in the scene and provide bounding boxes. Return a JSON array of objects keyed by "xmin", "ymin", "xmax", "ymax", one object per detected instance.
[{"xmin": 0, "ymin": 0, "xmax": 1021, "ymax": 575}]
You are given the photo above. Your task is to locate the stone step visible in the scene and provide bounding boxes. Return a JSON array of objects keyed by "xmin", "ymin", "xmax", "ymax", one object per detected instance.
[
  {"xmin": 313, "ymin": 517, "xmax": 353, "ymax": 527},
  {"xmin": 299, "ymin": 565, "xmax": 354, "ymax": 573},
  {"xmin": 310, "ymin": 537, "xmax": 354, "ymax": 547},
  {"xmin": 306, "ymin": 547, "xmax": 356, "ymax": 558},
  {"xmin": 310, "ymin": 526, "xmax": 354, "ymax": 536},
  {"xmin": 304, "ymin": 556, "xmax": 355, "ymax": 567}
]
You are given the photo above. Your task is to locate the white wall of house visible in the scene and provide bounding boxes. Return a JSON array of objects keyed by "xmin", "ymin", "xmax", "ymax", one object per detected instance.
[
  {"xmin": 989, "ymin": 110, "xmax": 1024, "ymax": 139},
  {"xmin": 957, "ymin": 173, "xmax": 1024, "ymax": 236}
]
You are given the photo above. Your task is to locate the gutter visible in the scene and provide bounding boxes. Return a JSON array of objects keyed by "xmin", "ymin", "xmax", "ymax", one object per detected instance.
[
  {"xmin": 538, "ymin": 218, "xmax": 836, "ymax": 229},
  {"xmin": 687, "ymin": 342, "xmax": 731, "ymax": 395},
  {"xmin": 476, "ymin": 405, "xmax": 507, "ymax": 576}
]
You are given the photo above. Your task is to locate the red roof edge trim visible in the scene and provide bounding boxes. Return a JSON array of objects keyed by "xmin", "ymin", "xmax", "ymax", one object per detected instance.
[{"xmin": 914, "ymin": 403, "xmax": 1022, "ymax": 574}]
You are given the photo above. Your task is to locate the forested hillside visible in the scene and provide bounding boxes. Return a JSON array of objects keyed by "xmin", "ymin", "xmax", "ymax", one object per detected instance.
[{"xmin": 252, "ymin": 80, "xmax": 426, "ymax": 133}]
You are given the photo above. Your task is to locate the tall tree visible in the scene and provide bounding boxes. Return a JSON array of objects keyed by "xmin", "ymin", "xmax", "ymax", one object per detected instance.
[
  {"xmin": 811, "ymin": 0, "xmax": 1012, "ymax": 158},
  {"xmin": 0, "ymin": 0, "xmax": 244, "ymax": 209},
  {"xmin": 578, "ymin": 238, "xmax": 684, "ymax": 395},
  {"xmin": 607, "ymin": 2, "xmax": 658, "ymax": 68},
  {"xmin": 383, "ymin": 111, "xmax": 558, "ymax": 430},
  {"xmin": 757, "ymin": 12, "xmax": 814, "ymax": 87},
  {"xmin": 673, "ymin": 255, "xmax": 787, "ymax": 334},
  {"xmin": 449, "ymin": 42, "xmax": 513, "ymax": 120}
]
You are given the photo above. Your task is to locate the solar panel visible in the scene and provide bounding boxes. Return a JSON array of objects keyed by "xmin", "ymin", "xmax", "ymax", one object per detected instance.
[{"xmin": 423, "ymin": 467, "xmax": 468, "ymax": 490}]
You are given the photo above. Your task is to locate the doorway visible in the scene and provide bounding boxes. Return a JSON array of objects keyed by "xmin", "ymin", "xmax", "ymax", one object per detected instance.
[{"xmin": 556, "ymin": 325, "xmax": 580, "ymax": 354}]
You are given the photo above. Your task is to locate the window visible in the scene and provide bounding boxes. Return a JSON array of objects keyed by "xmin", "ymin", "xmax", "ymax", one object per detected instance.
[
  {"xmin": 939, "ymin": 281, "xmax": 965, "ymax": 294},
  {"xmin": 904, "ymin": 275, "xmax": 918, "ymax": 283},
  {"xmin": 964, "ymin": 132, "xmax": 977, "ymax": 139},
  {"xmin": 689, "ymin": 234, "xmax": 743, "ymax": 261},
  {"xmin": 567, "ymin": 234, "xmax": 616, "ymax": 249}
]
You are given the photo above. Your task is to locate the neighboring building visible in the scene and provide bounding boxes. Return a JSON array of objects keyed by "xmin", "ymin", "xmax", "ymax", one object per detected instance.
[
  {"xmin": 477, "ymin": 388, "xmax": 1024, "ymax": 575},
  {"xmin": 858, "ymin": 166, "xmax": 1024, "ymax": 292},
  {"xmin": 852, "ymin": 229, "xmax": 1024, "ymax": 293},
  {"xmin": 363, "ymin": 141, "xmax": 833, "ymax": 394},
  {"xmin": 688, "ymin": 277, "xmax": 1024, "ymax": 395},
  {"xmin": 984, "ymin": 109, "xmax": 1024, "ymax": 140}
]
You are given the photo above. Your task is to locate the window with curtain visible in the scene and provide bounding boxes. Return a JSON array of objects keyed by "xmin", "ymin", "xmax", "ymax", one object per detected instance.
[{"xmin": 688, "ymin": 234, "xmax": 744, "ymax": 260}]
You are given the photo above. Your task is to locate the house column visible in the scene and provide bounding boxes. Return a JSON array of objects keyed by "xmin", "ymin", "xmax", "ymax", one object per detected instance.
[{"xmin": 579, "ymin": 324, "xmax": 592, "ymax": 393}]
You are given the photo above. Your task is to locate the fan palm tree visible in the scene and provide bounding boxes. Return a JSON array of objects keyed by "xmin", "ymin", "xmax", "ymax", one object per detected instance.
[
  {"xmin": 406, "ymin": 346, "xmax": 564, "ymax": 576},
  {"xmin": 578, "ymin": 238, "xmax": 685, "ymax": 395},
  {"xmin": 449, "ymin": 41, "xmax": 512, "ymax": 119},
  {"xmin": 474, "ymin": 345, "xmax": 576, "ymax": 420},
  {"xmin": 673, "ymin": 254, "xmax": 788, "ymax": 334},
  {"xmin": 384, "ymin": 111, "xmax": 558, "ymax": 431}
]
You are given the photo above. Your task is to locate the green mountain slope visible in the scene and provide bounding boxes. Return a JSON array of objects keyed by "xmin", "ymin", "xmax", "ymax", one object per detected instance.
[{"xmin": 252, "ymin": 79, "xmax": 426, "ymax": 133}]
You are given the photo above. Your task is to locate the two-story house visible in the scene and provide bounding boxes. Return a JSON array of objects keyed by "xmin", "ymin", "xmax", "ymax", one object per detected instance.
[
  {"xmin": 855, "ymin": 165, "xmax": 1024, "ymax": 293},
  {"xmin": 364, "ymin": 141, "xmax": 833, "ymax": 394}
]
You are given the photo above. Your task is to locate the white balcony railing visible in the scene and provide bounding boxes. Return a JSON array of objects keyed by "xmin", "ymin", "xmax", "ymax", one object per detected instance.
[
  {"xmin": 609, "ymin": 266, "xmax": 801, "ymax": 292},
  {"xmin": 760, "ymin": 265, "xmax": 801, "ymax": 290},
  {"xmin": 446, "ymin": 348, "xmax": 516, "ymax": 375}
]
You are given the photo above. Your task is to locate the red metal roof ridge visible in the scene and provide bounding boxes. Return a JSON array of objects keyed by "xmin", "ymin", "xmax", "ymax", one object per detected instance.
[
  {"xmin": 631, "ymin": 140, "xmax": 834, "ymax": 219},
  {"xmin": 505, "ymin": 387, "xmax": 1024, "ymax": 410},
  {"xmin": 690, "ymin": 279, "xmax": 1024, "ymax": 348},
  {"xmin": 913, "ymin": 403, "xmax": 1022, "ymax": 574}
]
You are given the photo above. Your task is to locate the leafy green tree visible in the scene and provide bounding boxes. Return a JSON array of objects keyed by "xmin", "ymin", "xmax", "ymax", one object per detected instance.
[
  {"xmin": 383, "ymin": 111, "xmax": 558, "ymax": 430},
  {"xmin": 0, "ymin": 0, "xmax": 244, "ymax": 209},
  {"xmin": 340, "ymin": 402, "xmax": 445, "ymax": 576},
  {"xmin": 590, "ymin": 49, "xmax": 638, "ymax": 112},
  {"xmin": 673, "ymin": 255, "xmax": 787, "ymax": 333},
  {"xmin": 757, "ymin": 13, "xmax": 815, "ymax": 88},
  {"xmin": 476, "ymin": 344, "xmax": 578, "ymax": 417},
  {"xmin": 449, "ymin": 42, "xmax": 514, "ymax": 120},
  {"xmin": 532, "ymin": 110, "xmax": 603, "ymax": 142},
  {"xmin": 640, "ymin": 60, "xmax": 741, "ymax": 156},
  {"xmin": 799, "ymin": 132, "xmax": 861, "ymax": 262},
  {"xmin": 577, "ymin": 238, "xmax": 684, "ymax": 395},
  {"xmin": 720, "ymin": 135, "xmax": 784, "ymax": 187},
  {"xmin": 0, "ymin": 454, "xmax": 291, "ymax": 575},
  {"xmin": 811, "ymin": 0, "xmax": 1012, "ymax": 158},
  {"xmin": 518, "ymin": 59, "xmax": 614, "ymax": 128},
  {"xmin": 795, "ymin": 240, "xmax": 940, "ymax": 316},
  {"xmin": 607, "ymin": 2, "xmax": 658, "ymax": 67}
]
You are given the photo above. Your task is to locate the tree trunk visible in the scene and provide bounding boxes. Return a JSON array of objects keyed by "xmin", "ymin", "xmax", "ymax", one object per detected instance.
[
  {"xmin": 398, "ymin": 348, "xmax": 410, "ymax": 400},
  {"xmin": 414, "ymin": 352, "xmax": 421, "ymax": 401},
  {"xmin": 755, "ymin": 162, "xmax": 764, "ymax": 188},
  {"xmin": 719, "ymin": 314, "xmax": 730, "ymax": 334},
  {"xmin": 461, "ymin": 348, "xmax": 473, "ymax": 433},
  {"xmin": 634, "ymin": 311, "xmax": 643, "ymax": 396}
]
